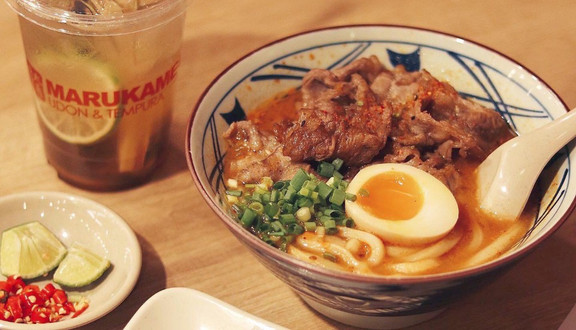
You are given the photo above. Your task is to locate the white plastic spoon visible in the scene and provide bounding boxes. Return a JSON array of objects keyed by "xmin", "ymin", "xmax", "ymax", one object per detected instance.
[{"xmin": 476, "ymin": 108, "xmax": 576, "ymax": 220}]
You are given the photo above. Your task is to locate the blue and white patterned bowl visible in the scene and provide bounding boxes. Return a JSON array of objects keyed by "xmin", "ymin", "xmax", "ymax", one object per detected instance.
[{"xmin": 186, "ymin": 25, "xmax": 574, "ymax": 329}]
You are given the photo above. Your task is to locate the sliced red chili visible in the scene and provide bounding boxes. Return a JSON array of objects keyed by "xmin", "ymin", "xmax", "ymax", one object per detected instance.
[
  {"xmin": 40, "ymin": 283, "xmax": 56, "ymax": 300},
  {"xmin": 72, "ymin": 301, "xmax": 89, "ymax": 318},
  {"xmin": 64, "ymin": 301, "xmax": 75, "ymax": 313},
  {"xmin": 52, "ymin": 289, "xmax": 68, "ymax": 305},
  {"xmin": 6, "ymin": 276, "xmax": 25, "ymax": 292},
  {"xmin": 0, "ymin": 276, "xmax": 87, "ymax": 324},
  {"xmin": 6, "ymin": 296, "xmax": 23, "ymax": 320},
  {"xmin": 0, "ymin": 281, "xmax": 12, "ymax": 294},
  {"xmin": 22, "ymin": 284, "xmax": 40, "ymax": 293},
  {"xmin": 29, "ymin": 308, "xmax": 50, "ymax": 324},
  {"xmin": 0, "ymin": 304, "xmax": 11, "ymax": 321},
  {"xmin": 19, "ymin": 286, "xmax": 44, "ymax": 314}
]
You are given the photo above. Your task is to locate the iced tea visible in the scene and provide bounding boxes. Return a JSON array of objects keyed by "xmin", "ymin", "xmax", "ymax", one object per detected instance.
[{"xmin": 8, "ymin": 0, "xmax": 186, "ymax": 190}]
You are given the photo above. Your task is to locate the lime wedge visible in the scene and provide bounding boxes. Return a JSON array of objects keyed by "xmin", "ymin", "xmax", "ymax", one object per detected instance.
[
  {"xmin": 32, "ymin": 50, "xmax": 120, "ymax": 145},
  {"xmin": 0, "ymin": 221, "xmax": 67, "ymax": 279},
  {"xmin": 53, "ymin": 242, "xmax": 110, "ymax": 287}
]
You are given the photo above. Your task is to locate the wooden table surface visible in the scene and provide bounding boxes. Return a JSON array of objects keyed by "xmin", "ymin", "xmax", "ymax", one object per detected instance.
[{"xmin": 1, "ymin": 1, "xmax": 575, "ymax": 329}]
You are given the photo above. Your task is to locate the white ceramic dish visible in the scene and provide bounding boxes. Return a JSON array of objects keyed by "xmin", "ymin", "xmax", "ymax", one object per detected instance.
[
  {"xmin": 125, "ymin": 287, "xmax": 286, "ymax": 330},
  {"xmin": 0, "ymin": 191, "xmax": 141, "ymax": 329}
]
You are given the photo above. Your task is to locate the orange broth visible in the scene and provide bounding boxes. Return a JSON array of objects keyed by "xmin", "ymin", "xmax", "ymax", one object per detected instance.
[{"xmin": 247, "ymin": 88, "xmax": 301, "ymax": 135}]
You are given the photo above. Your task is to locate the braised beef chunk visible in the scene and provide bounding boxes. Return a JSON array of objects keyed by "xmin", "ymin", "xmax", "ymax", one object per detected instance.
[
  {"xmin": 223, "ymin": 121, "xmax": 310, "ymax": 183},
  {"xmin": 373, "ymin": 66, "xmax": 513, "ymax": 189},
  {"xmin": 223, "ymin": 56, "xmax": 513, "ymax": 190},
  {"xmin": 282, "ymin": 56, "xmax": 392, "ymax": 166}
]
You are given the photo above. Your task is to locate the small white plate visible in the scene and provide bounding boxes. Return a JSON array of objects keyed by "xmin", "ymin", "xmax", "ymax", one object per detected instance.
[
  {"xmin": 0, "ymin": 191, "xmax": 141, "ymax": 329},
  {"xmin": 125, "ymin": 287, "xmax": 287, "ymax": 330}
]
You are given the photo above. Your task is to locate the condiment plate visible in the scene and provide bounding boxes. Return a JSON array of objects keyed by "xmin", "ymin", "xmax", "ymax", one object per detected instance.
[
  {"xmin": 125, "ymin": 287, "xmax": 286, "ymax": 330},
  {"xmin": 0, "ymin": 191, "xmax": 141, "ymax": 329}
]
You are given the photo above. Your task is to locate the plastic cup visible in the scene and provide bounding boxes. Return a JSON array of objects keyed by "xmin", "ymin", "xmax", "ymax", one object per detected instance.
[{"xmin": 5, "ymin": 0, "xmax": 186, "ymax": 190}]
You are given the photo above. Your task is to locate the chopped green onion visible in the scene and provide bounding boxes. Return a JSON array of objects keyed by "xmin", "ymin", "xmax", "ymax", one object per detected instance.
[
  {"xmin": 279, "ymin": 214, "xmax": 296, "ymax": 224},
  {"xmin": 303, "ymin": 180, "xmax": 318, "ymax": 191},
  {"xmin": 282, "ymin": 202, "xmax": 294, "ymax": 214},
  {"xmin": 264, "ymin": 203, "xmax": 280, "ymax": 218},
  {"xmin": 286, "ymin": 223, "xmax": 304, "ymax": 235},
  {"xmin": 298, "ymin": 187, "xmax": 311, "ymax": 197},
  {"xmin": 240, "ymin": 208, "xmax": 257, "ymax": 227},
  {"xmin": 329, "ymin": 189, "xmax": 346, "ymax": 206},
  {"xmin": 333, "ymin": 171, "xmax": 343, "ymax": 180},
  {"xmin": 345, "ymin": 193, "xmax": 357, "ymax": 201},
  {"xmin": 283, "ymin": 186, "xmax": 296, "ymax": 202},
  {"xmin": 324, "ymin": 219, "xmax": 337, "ymax": 228},
  {"xmin": 290, "ymin": 169, "xmax": 309, "ymax": 190},
  {"xmin": 248, "ymin": 202, "xmax": 264, "ymax": 213},
  {"xmin": 310, "ymin": 191, "xmax": 320, "ymax": 203},
  {"xmin": 325, "ymin": 226, "xmax": 338, "ymax": 235},
  {"xmin": 319, "ymin": 215, "xmax": 333, "ymax": 224},
  {"xmin": 332, "ymin": 158, "xmax": 344, "ymax": 171},
  {"xmin": 261, "ymin": 192, "xmax": 271, "ymax": 203},
  {"xmin": 254, "ymin": 186, "xmax": 268, "ymax": 195},
  {"xmin": 296, "ymin": 207, "xmax": 312, "ymax": 222},
  {"xmin": 324, "ymin": 209, "xmax": 344, "ymax": 218},
  {"xmin": 304, "ymin": 222, "xmax": 317, "ymax": 232},
  {"xmin": 226, "ymin": 160, "xmax": 356, "ymax": 251},
  {"xmin": 317, "ymin": 181, "xmax": 333, "ymax": 200},
  {"xmin": 270, "ymin": 221, "xmax": 285, "ymax": 233},
  {"xmin": 273, "ymin": 181, "xmax": 288, "ymax": 190},
  {"xmin": 340, "ymin": 218, "xmax": 355, "ymax": 228},
  {"xmin": 297, "ymin": 197, "xmax": 313, "ymax": 208},
  {"xmin": 270, "ymin": 189, "xmax": 280, "ymax": 202},
  {"xmin": 257, "ymin": 221, "xmax": 271, "ymax": 232},
  {"xmin": 328, "ymin": 176, "xmax": 341, "ymax": 188},
  {"xmin": 317, "ymin": 162, "xmax": 335, "ymax": 177},
  {"xmin": 251, "ymin": 192, "xmax": 262, "ymax": 202}
]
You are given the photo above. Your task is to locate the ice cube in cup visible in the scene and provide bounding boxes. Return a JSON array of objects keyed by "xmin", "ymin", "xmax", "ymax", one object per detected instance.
[{"xmin": 41, "ymin": 0, "xmax": 163, "ymax": 14}]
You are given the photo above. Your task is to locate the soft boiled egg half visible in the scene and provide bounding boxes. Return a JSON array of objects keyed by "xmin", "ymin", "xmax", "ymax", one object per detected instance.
[{"xmin": 345, "ymin": 163, "xmax": 459, "ymax": 245}]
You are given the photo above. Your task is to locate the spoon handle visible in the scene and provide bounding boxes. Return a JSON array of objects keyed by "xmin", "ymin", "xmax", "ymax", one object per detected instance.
[{"xmin": 521, "ymin": 108, "xmax": 576, "ymax": 154}]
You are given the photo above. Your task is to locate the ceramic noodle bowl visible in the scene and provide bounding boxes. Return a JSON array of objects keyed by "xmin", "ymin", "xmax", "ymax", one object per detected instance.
[{"xmin": 186, "ymin": 25, "xmax": 575, "ymax": 329}]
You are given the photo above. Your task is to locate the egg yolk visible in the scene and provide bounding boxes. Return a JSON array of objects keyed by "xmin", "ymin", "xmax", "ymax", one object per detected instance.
[{"xmin": 356, "ymin": 171, "xmax": 424, "ymax": 220}]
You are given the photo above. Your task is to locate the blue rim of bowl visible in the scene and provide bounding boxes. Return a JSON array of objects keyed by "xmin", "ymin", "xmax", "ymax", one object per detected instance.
[{"xmin": 186, "ymin": 24, "xmax": 574, "ymax": 285}]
